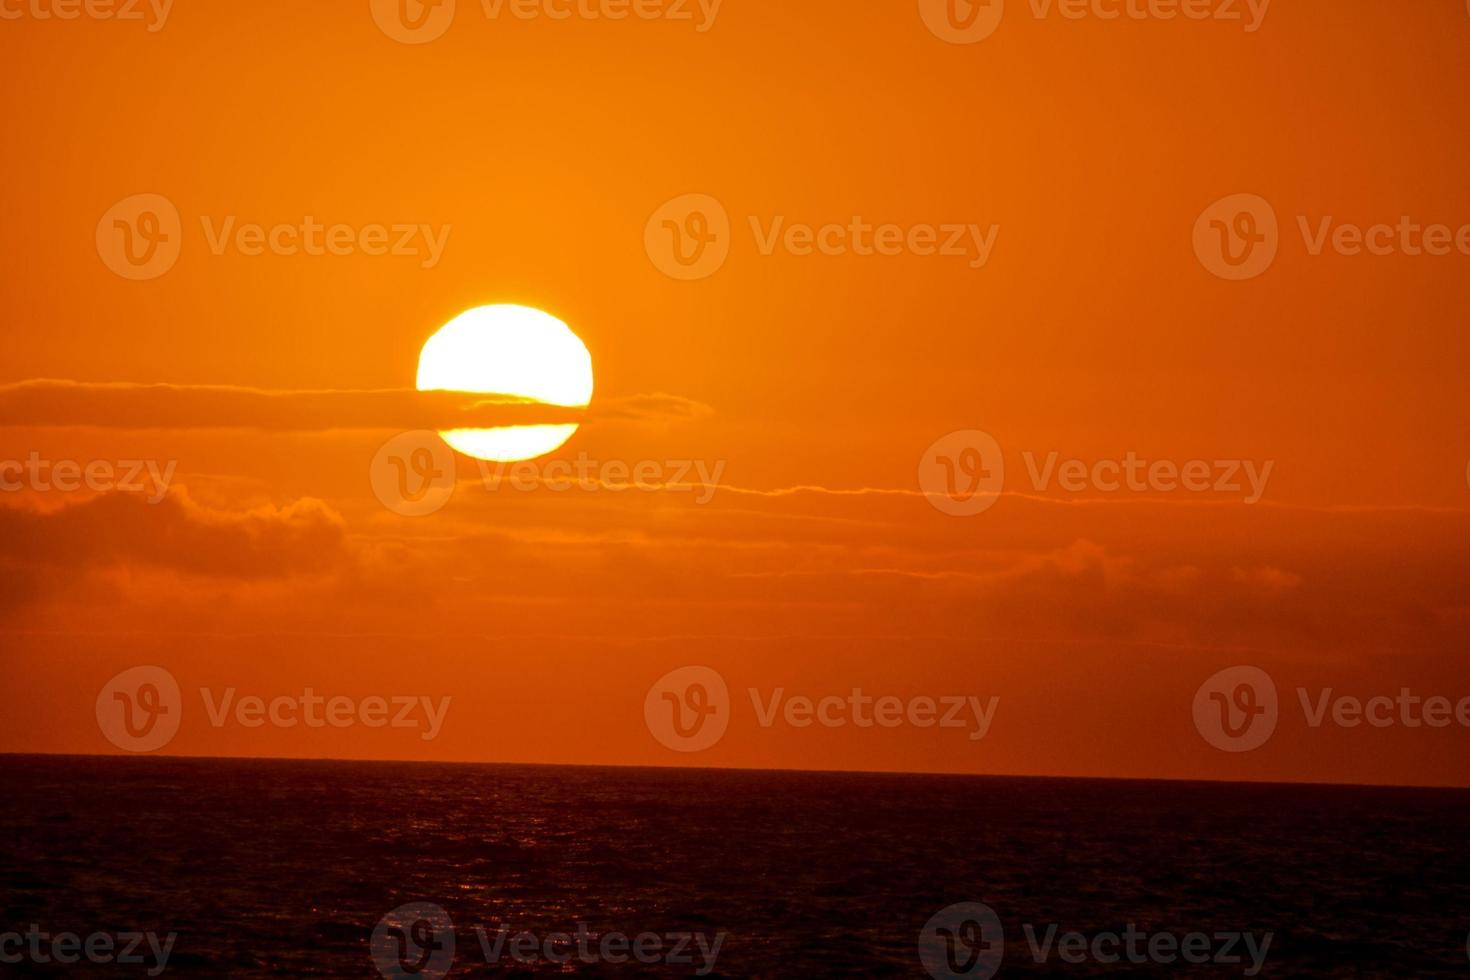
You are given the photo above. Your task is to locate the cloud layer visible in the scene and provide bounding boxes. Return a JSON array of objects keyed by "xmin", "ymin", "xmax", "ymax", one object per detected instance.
[{"xmin": 0, "ymin": 380, "xmax": 709, "ymax": 432}]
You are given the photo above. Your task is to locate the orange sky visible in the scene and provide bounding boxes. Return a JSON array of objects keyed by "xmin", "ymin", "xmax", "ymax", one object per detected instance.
[{"xmin": 2, "ymin": 0, "xmax": 1468, "ymax": 787}]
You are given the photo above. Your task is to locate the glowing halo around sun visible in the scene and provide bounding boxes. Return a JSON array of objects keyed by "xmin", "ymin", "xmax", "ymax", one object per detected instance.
[{"xmin": 416, "ymin": 304, "xmax": 593, "ymax": 462}]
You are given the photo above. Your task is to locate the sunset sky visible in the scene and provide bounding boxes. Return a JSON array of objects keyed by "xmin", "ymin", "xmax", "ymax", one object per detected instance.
[{"xmin": 2, "ymin": 0, "xmax": 1468, "ymax": 787}]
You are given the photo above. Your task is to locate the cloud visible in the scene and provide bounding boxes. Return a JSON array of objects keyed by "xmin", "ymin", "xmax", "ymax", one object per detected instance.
[
  {"xmin": 0, "ymin": 380, "xmax": 709, "ymax": 432},
  {"xmin": 0, "ymin": 489, "xmax": 349, "ymax": 583},
  {"xmin": 590, "ymin": 392, "xmax": 714, "ymax": 423}
]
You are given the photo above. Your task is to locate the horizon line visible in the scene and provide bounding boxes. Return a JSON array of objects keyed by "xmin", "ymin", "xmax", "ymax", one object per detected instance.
[{"xmin": 4, "ymin": 750, "xmax": 1467, "ymax": 793}]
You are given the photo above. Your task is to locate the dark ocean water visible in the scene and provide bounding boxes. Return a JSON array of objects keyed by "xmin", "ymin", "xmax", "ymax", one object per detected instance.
[{"xmin": 1, "ymin": 755, "xmax": 1467, "ymax": 977}]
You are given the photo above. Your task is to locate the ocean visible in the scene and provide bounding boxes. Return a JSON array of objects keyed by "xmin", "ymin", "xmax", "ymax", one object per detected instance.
[{"xmin": 1, "ymin": 755, "xmax": 1466, "ymax": 977}]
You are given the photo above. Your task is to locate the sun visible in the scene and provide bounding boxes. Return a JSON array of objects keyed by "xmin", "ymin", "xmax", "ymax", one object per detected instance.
[{"xmin": 416, "ymin": 305, "xmax": 593, "ymax": 462}]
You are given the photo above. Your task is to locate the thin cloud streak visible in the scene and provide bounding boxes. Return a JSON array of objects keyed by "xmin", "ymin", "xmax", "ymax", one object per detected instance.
[{"xmin": 0, "ymin": 380, "xmax": 708, "ymax": 431}]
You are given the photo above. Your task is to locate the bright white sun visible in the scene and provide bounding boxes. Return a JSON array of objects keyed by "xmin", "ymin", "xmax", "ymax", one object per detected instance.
[{"xmin": 416, "ymin": 304, "xmax": 593, "ymax": 462}]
